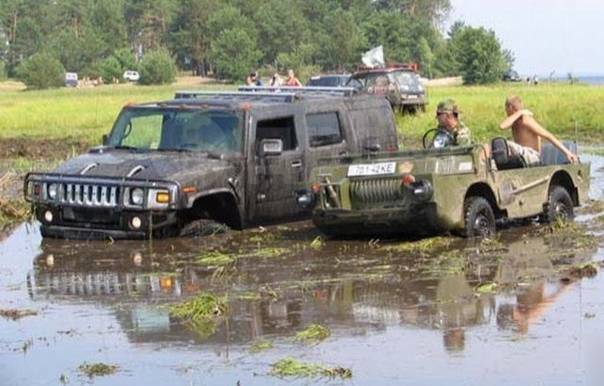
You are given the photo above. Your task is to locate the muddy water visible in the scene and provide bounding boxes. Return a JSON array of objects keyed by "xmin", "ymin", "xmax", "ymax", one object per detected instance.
[{"xmin": 1, "ymin": 154, "xmax": 604, "ymax": 386}]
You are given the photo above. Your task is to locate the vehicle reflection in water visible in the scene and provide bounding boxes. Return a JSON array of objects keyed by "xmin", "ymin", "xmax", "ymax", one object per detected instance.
[{"xmin": 27, "ymin": 228, "xmax": 595, "ymax": 352}]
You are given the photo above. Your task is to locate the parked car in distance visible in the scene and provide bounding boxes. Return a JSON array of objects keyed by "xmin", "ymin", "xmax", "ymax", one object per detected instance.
[
  {"xmin": 25, "ymin": 86, "xmax": 398, "ymax": 239},
  {"xmin": 503, "ymin": 70, "xmax": 522, "ymax": 82},
  {"xmin": 123, "ymin": 70, "xmax": 140, "ymax": 82},
  {"xmin": 299, "ymin": 134, "xmax": 589, "ymax": 238},
  {"xmin": 64, "ymin": 72, "xmax": 78, "ymax": 87},
  {"xmin": 348, "ymin": 65, "xmax": 427, "ymax": 113},
  {"xmin": 307, "ymin": 74, "xmax": 351, "ymax": 88}
]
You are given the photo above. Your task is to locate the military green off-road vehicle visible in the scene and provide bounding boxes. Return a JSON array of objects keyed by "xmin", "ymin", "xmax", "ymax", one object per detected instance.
[{"xmin": 298, "ymin": 137, "xmax": 590, "ymax": 237}]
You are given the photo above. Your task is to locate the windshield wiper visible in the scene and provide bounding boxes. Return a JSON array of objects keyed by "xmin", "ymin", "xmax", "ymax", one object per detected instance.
[
  {"xmin": 111, "ymin": 145, "xmax": 144, "ymax": 152},
  {"xmin": 156, "ymin": 147, "xmax": 193, "ymax": 152}
]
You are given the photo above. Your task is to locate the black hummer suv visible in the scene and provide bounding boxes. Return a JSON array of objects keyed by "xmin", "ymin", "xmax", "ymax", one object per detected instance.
[{"xmin": 25, "ymin": 87, "xmax": 398, "ymax": 239}]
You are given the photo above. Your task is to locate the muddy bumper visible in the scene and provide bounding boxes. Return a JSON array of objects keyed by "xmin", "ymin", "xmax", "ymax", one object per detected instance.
[
  {"xmin": 35, "ymin": 206, "xmax": 178, "ymax": 240},
  {"xmin": 312, "ymin": 204, "xmax": 441, "ymax": 237}
]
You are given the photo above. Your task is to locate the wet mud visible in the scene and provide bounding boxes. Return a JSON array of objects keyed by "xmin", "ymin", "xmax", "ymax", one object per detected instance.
[{"xmin": 0, "ymin": 153, "xmax": 603, "ymax": 385}]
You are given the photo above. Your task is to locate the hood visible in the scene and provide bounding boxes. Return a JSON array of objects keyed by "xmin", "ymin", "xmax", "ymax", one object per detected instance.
[{"xmin": 51, "ymin": 148, "xmax": 238, "ymax": 184}]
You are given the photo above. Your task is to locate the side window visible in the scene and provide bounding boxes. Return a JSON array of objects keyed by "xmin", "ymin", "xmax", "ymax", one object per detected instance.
[
  {"xmin": 306, "ymin": 112, "xmax": 343, "ymax": 147},
  {"xmin": 256, "ymin": 117, "xmax": 298, "ymax": 151}
]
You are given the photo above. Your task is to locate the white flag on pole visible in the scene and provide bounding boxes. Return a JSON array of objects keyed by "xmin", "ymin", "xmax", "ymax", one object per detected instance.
[{"xmin": 362, "ymin": 46, "xmax": 385, "ymax": 68}]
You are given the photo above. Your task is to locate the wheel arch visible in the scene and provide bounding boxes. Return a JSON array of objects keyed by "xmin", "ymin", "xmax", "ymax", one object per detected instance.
[
  {"xmin": 186, "ymin": 190, "xmax": 243, "ymax": 230},
  {"xmin": 549, "ymin": 170, "xmax": 579, "ymax": 206},
  {"xmin": 464, "ymin": 182, "xmax": 504, "ymax": 219}
]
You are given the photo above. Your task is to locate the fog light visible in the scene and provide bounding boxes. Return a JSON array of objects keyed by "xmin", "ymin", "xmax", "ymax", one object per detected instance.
[
  {"xmin": 44, "ymin": 210, "xmax": 53, "ymax": 223},
  {"xmin": 130, "ymin": 216, "xmax": 142, "ymax": 229}
]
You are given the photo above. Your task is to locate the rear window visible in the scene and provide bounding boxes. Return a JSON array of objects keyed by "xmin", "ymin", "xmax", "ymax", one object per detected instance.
[{"xmin": 306, "ymin": 112, "xmax": 343, "ymax": 147}]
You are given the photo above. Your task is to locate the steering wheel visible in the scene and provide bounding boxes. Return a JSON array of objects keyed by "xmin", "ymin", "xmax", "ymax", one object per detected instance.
[{"xmin": 422, "ymin": 128, "xmax": 455, "ymax": 149}]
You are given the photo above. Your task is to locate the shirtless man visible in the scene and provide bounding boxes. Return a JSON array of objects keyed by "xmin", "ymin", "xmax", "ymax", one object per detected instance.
[{"xmin": 500, "ymin": 96, "xmax": 578, "ymax": 165}]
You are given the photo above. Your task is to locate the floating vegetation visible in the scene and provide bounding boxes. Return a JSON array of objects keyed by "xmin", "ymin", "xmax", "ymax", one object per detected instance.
[
  {"xmin": 197, "ymin": 251, "xmax": 235, "ymax": 267},
  {"xmin": 385, "ymin": 236, "xmax": 454, "ymax": 256},
  {"xmin": 78, "ymin": 362, "xmax": 118, "ymax": 378},
  {"xmin": 0, "ymin": 198, "xmax": 30, "ymax": 229},
  {"xmin": 237, "ymin": 291, "xmax": 261, "ymax": 301},
  {"xmin": 475, "ymin": 282, "xmax": 498, "ymax": 294},
  {"xmin": 418, "ymin": 250, "xmax": 468, "ymax": 278},
  {"xmin": 310, "ymin": 236, "xmax": 324, "ymax": 250},
  {"xmin": 477, "ymin": 237, "xmax": 507, "ymax": 253},
  {"xmin": 0, "ymin": 308, "xmax": 38, "ymax": 320},
  {"xmin": 247, "ymin": 247, "xmax": 288, "ymax": 258},
  {"xmin": 271, "ymin": 357, "xmax": 352, "ymax": 379},
  {"xmin": 295, "ymin": 323, "xmax": 330, "ymax": 343},
  {"xmin": 250, "ymin": 340, "xmax": 273, "ymax": 353},
  {"xmin": 169, "ymin": 293, "xmax": 227, "ymax": 339},
  {"xmin": 542, "ymin": 220, "xmax": 598, "ymax": 250},
  {"xmin": 563, "ymin": 262, "xmax": 598, "ymax": 279}
]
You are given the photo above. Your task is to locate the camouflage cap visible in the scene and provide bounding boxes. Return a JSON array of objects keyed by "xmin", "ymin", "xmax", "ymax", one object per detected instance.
[{"xmin": 436, "ymin": 99, "xmax": 460, "ymax": 115}]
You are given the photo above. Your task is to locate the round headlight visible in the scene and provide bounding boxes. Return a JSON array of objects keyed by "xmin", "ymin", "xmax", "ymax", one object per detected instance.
[
  {"xmin": 131, "ymin": 188, "xmax": 144, "ymax": 205},
  {"xmin": 47, "ymin": 183, "xmax": 58, "ymax": 200}
]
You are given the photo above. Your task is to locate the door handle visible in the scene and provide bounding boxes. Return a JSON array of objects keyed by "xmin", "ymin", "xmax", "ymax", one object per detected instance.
[{"xmin": 291, "ymin": 160, "xmax": 303, "ymax": 168}]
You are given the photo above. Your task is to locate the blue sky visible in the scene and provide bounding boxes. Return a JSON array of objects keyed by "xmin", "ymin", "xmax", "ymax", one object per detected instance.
[{"xmin": 448, "ymin": 0, "xmax": 604, "ymax": 76}]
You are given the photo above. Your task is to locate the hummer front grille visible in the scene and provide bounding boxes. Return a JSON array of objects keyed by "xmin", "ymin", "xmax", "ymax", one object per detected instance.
[
  {"xmin": 54, "ymin": 183, "xmax": 120, "ymax": 207},
  {"xmin": 350, "ymin": 178, "xmax": 404, "ymax": 204}
]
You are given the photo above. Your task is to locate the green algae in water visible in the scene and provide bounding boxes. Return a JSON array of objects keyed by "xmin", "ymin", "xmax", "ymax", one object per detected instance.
[
  {"xmin": 170, "ymin": 293, "xmax": 227, "ymax": 320},
  {"xmin": 476, "ymin": 282, "xmax": 498, "ymax": 294},
  {"xmin": 197, "ymin": 251, "xmax": 235, "ymax": 267},
  {"xmin": 250, "ymin": 340, "xmax": 273, "ymax": 353},
  {"xmin": 385, "ymin": 236, "xmax": 454, "ymax": 256},
  {"xmin": 169, "ymin": 293, "xmax": 227, "ymax": 338},
  {"xmin": 78, "ymin": 362, "xmax": 118, "ymax": 378},
  {"xmin": 271, "ymin": 357, "xmax": 352, "ymax": 379},
  {"xmin": 310, "ymin": 236, "xmax": 324, "ymax": 250},
  {"xmin": 295, "ymin": 323, "xmax": 330, "ymax": 343},
  {"xmin": 247, "ymin": 247, "xmax": 288, "ymax": 258}
]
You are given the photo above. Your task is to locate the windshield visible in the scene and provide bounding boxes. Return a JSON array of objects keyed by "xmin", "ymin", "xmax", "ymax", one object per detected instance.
[
  {"xmin": 391, "ymin": 71, "xmax": 421, "ymax": 87},
  {"xmin": 308, "ymin": 76, "xmax": 348, "ymax": 87},
  {"xmin": 107, "ymin": 108, "xmax": 243, "ymax": 153}
]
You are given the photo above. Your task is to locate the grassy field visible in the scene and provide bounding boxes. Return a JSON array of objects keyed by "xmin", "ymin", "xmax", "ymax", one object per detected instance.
[
  {"xmin": 0, "ymin": 80, "xmax": 602, "ymax": 147},
  {"xmin": 398, "ymin": 83, "xmax": 604, "ymax": 147}
]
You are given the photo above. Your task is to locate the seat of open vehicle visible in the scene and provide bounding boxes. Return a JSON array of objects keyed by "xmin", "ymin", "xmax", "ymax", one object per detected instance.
[{"xmin": 540, "ymin": 141, "xmax": 577, "ymax": 165}]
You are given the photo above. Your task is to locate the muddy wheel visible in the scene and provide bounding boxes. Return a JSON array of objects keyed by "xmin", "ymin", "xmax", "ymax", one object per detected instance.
[
  {"xmin": 463, "ymin": 196, "xmax": 496, "ymax": 238},
  {"xmin": 541, "ymin": 186, "xmax": 574, "ymax": 223}
]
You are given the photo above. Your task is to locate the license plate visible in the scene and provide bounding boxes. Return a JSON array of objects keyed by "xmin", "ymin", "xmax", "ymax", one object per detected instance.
[
  {"xmin": 347, "ymin": 162, "xmax": 396, "ymax": 177},
  {"xmin": 407, "ymin": 95, "xmax": 418, "ymax": 99}
]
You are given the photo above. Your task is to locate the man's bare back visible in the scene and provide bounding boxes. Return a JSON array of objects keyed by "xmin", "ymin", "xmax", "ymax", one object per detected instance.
[{"xmin": 500, "ymin": 96, "xmax": 578, "ymax": 164}]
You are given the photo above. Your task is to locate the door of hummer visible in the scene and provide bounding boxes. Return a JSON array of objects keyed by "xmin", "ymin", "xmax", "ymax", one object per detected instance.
[{"xmin": 249, "ymin": 110, "xmax": 307, "ymax": 222}]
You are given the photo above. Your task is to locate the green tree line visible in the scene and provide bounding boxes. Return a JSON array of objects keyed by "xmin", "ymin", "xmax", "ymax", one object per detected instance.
[{"xmin": 0, "ymin": 0, "xmax": 513, "ymax": 86}]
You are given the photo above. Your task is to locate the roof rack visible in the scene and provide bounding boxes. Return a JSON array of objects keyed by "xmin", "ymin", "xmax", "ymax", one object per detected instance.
[
  {"xmin": 238, "ymin": 86, "xmax": 356, "ymax": 97},
  {"xmin": 174, "ymin": 90, "xmax": 297, "ymax": 103}
]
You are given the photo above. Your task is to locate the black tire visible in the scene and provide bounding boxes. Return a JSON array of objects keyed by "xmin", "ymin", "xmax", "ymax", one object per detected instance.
[
  {"xmin": 541, "ymin": 186, "xmax": 574, "ymax": 223},
  {"xmin": 463, "ymin": 196, "xmax": 496, "ymax": 238}
]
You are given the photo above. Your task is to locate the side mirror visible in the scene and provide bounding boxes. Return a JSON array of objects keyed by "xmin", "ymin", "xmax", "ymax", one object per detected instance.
[
  {"xmin": 259, "ymin": 139, "xmax": 283, "ymax": 157},
  {"xmin": 102, "ymin": 134, "xmax": 108, "ymax": 146},
  {"xmin": 363, "ymin": 137, "xmax": 381, "ymax": 153}
]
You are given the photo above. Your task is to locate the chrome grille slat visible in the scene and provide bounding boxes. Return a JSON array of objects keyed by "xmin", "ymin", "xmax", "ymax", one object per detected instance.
[{"xmin": 59, "ymin": 183, "xmax": 119, "ymax": 208}]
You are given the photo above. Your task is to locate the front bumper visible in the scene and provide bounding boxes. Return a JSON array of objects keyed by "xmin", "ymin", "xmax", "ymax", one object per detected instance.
[
  {"xmin": 35, "ymin": 205, "xmax": 178, "ymax": 239},
  {"xmin": 25, "ymin": 173, "xmax": 182, "ymax": 239},
  {"xmin": 312, "ymin": 203, "xmax": 442, "ymax": 237},
  {"xmin": 399, "ymin": 95, "xmax": 426, "ymax": 106}
]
